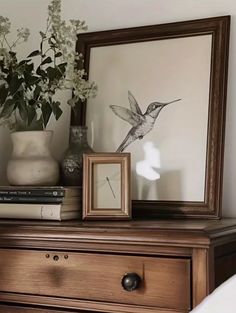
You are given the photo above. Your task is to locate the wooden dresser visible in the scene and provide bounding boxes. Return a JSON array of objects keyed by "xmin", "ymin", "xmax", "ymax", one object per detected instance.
[{"xmin": 0, "ymin": 219, "xmax": 236, "ymax": 313}]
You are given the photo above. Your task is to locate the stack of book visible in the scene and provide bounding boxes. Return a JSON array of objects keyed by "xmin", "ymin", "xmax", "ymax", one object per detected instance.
[{"xmin": 0, "ymin": 186, "xmax": 82, "ymax": 220}]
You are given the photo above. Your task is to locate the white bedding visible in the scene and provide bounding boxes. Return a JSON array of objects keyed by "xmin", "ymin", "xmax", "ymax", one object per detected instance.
[{"xmin": 190, "ymin": 274, "xmax": 236, "ymax": 313}]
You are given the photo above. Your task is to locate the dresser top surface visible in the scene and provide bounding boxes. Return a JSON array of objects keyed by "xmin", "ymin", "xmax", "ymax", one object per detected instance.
[
  {"xmin": 0, "ymin": 219, "xmax": 236, "ymax": 250},
  {"xmin": 0, "ymin": 218, "xmax": 235, "ymax": 233}
]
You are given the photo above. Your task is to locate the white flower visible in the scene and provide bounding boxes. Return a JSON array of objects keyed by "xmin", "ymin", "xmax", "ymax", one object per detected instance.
[
  {"xmin": 17, "ymin": 28, "xmax": 30, "ymax": 42},
  {"xmin": 24, "ymin": 88, "xmax": 35, "ymax": 101},
  {"xmin": 0, "ymin": 16, "xmax": 10, "ymax": 37}
]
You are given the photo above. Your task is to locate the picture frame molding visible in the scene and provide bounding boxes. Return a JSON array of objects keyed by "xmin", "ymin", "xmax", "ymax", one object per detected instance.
[
  {"xmin": 83, "ymin": 153, "xmax": 131, "ymax": 220},
  {"xmin": 76, "ymin": 16, "xmax": 230, "ymax": 219}
]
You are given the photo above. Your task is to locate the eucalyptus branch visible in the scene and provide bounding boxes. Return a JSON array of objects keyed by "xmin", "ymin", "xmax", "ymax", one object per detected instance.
[
  {"xmin": 45, "ymin": 17, "xmax": 51, "ymax": 36},
  {"xmin": 42, "ymin": 47, "xmax": 52, "ymax": 56},
  {"xmin": 3, "ymin": 35, "xmax": 11, "ymax": 50},
  {"xmin": 10, "ymin": 37, "xmax": 21, "ymax": 49},
  {"xmin": 40, "ymin": 37, "xmax": 44, "ymax": 64}
]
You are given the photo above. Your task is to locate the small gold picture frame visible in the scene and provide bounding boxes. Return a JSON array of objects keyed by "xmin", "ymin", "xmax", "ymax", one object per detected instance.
[{"xmin": 83, "ymin": 153, "xmax": 131, "ymax": 220}]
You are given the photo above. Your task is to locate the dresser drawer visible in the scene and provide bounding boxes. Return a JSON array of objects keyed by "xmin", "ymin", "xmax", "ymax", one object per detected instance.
[
  {"xmin": 0, "ymin": 249, "xmax": 190, "ymax": 311},
  {"xmin": 0, "ymin": 305, "xmax": 74, "ymax": 313}
]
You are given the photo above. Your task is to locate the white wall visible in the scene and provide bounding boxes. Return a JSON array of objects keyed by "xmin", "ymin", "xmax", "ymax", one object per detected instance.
[{"xmin": 0, "ymin": 0, "xmax": 236, "ymax": 216}]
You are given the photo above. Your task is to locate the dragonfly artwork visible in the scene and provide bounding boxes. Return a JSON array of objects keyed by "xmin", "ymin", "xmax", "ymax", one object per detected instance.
[
  {"xmin": 93, "ymin": 164, "xmax": 121, "ymax": 209},
  {"xmin": 110, "ymin": 91, "xmax": 181, "ymax": 152},
  {"xmin": 95, "ymin": 171, "xmax": 120, "ymax": 197}
]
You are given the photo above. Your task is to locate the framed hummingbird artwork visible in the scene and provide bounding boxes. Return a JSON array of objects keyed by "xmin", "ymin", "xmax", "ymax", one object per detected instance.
[
  {"xmin": 82, "ymin": 153, "xmax": 131, "ymax": 220},
  {"xmin": 75, "ymin": 15, "xmax": 230, "ymax": 219}
]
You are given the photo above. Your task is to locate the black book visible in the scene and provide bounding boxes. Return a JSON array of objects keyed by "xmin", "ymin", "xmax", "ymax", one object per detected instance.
[
  {"xmin": 0, "ymin": 195, "xmax": 64, "ymax": 204},
  {"xmin": 0, "ymin": 186, "xmax": 65, "ymax": 197}
]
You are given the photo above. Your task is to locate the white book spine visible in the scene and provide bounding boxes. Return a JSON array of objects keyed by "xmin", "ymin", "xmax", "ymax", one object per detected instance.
[{"xmin": 0, "ymin": 203, "xmax": 61, "ymax": 220}]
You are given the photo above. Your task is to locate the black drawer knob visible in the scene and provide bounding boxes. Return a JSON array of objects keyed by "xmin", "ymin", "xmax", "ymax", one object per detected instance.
[
  {"xmin": 53, "ymin": 255, "xmax": 59, "ymax": 261},
  {"xmin": 121, "ymin": 273, "xmax": 141, "ymax": 291}
]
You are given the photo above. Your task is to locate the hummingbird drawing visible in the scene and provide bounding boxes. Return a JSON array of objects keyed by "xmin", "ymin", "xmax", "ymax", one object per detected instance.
[{"xmin": 110, "ymin": 91, "xmax": 181, "ymax": 152}]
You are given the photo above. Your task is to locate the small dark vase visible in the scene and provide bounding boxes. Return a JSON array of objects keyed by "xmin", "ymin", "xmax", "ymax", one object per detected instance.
[{"xmin": 61, "ymin": 126, "xmax": 93, "ymax": 186}]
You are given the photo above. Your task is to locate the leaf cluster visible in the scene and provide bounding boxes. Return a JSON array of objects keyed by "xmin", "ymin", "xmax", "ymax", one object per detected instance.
[
  {"xmin": 0, "ymin": 46, "xmax": 65, "ymax": 130},
  {"xmin": 0, "ymin": 0, "xmax": 96, "ymax": 131}
]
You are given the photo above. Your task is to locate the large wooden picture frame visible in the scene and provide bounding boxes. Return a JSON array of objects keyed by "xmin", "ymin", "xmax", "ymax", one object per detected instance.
[{"xmin": 76, "ymin": 16, "xmax": 230, "ymax": 219}]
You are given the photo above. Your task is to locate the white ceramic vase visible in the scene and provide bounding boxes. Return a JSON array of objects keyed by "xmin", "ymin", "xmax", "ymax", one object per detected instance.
[{"xmin": 7, "ymin": 131, "xmax": 59, "ymax": 186}]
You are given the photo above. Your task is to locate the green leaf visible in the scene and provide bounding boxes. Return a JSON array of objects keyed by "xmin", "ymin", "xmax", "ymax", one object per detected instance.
[
  {"xmin": 9, "ymin": 75, "xmax": 24, "ymax": 95},
  {"xmin": 23, "ymin": 72, "xmax": 39, "ymax": 87},
  {"xmin": 24, "ymin": 63, "xmax": 34, "ymax": 73},
  {"xmin": 29, "ymin": 76, "xmax": 39, "ymax": 85},
  {"xmin": 0, "ymin": 99, "xmax": 15, "ymax": 118},
  {"xmin": 58, "ymin": 62, "xmax": 67, "ymax": 74},
  {"xmin": 41, "ymin": 57, "xmax": 52, "ymax": 66},
  {"xmin": 18, "ymin": 59, "xmax": 31, "ymax": 67},
  {"xmin": 51, "ymin": 101, "xmax": 62, "ymax": 120},
  {"xmin": 55, "ymin": 52, "xmax": 62, "ymax": 58},
  {"xmin": 46, "ymin": 67, "xmax": 60, "ymax": 80},
  {"xmin": 22, "ymin": 63, "xmax": 35, "ymax": 86},
  {"xmin": 1, "ymin": 67, "xmax": 9, "ymax": 74},
  {"xmin": 27, "ymin": 105, "xmax": 37, "ymax": 126},
  {"xmin": 33, "ymin": 85, "xmax": 41, "ymax": 99},
  {"xmin": 36, "ymin": 66, "xmax": 46, "ymax": 77},
  {"xmin": 0, "ymin": 84, "xmax": 8, "ymax": 105},
  {"xmin": 9, "ymin": 51, "xmax": 16, "ymax": 58},
  {"xmin": 24, "ymin": 118, "xmax": 44, "ymax": 131},
  {"xmin": 18, "ymin": 100, "xmax": 28, "ymax": 122},
  {"xmin": 40, "ymin": 41, "xmax": 43, "ymax": 54},
  {"xmin": 41, "ymin": 102, "xmax": 52, "ymax": 127},
  {"xmin": 27, "ymin": 50, "xmax": 41, "ymax": 58},
  {"xmin": 39, "ymin": 31, "xmax": 46, "ymax": 39}
]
